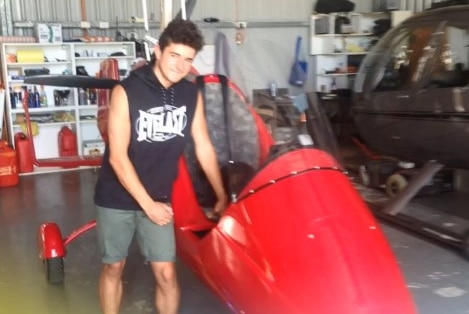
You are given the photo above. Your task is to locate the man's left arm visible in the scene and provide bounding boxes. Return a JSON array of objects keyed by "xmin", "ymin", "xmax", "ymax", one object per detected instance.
[{"xmin": 191, "ymin": 92, "xmax": 228, "ymax": 214}]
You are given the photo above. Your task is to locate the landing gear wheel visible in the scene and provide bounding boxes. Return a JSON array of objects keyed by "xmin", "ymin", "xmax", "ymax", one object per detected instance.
[
  {"xmin": 385, "ymin": 173, "xmax": 408, "ymax": 198},
  {"xmin": 44, "ymin": 257, "xmax": 64, "ymax": 284}
]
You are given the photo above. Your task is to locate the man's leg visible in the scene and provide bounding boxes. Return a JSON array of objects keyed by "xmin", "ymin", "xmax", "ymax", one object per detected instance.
[
  {"xmin": 151, "ymin": 261, "xmax": 180, "ymax": 314},
  {"xmin": 136, "ymin": 210, "xmax": 178, "ymax": 314},
  {"xmin": 96, "ymin": 206, "xmax": 136, "ymax": 314},
  {"xmin": 99, "ymin": 260, "xmax": 126, "ymax": 314}
]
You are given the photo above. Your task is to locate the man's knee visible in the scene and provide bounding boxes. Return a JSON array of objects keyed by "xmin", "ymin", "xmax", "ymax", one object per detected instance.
[
  {"xmin": 102, "ymin": 260, "xmax": 126, "ymax": 278},
  {"xmin": 152, "ymin": 262, "xmax": 177, "ymax": 285}
]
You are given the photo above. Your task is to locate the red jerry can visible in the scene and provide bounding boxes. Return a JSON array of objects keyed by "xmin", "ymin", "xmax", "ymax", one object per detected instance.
[
  {"xmin": 0, "ymin": 140, "xmax": 19, "ymax": 187},
  {"xmin": 58, "ymin": 126, "xmax": 78, "ymax": 157},
  {"xmin": 14, "ymin": 132, "xmax": 34, "ymax": 173}
]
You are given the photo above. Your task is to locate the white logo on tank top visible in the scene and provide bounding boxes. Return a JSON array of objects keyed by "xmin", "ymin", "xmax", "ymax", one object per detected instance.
[{"xmin": 136, "ymin": 105, "xmax": 187, "ymax": 142}]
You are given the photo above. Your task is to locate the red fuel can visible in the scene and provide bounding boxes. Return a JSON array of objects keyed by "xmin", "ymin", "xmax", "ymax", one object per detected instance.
[
  {"xmin": 0, "ymin": 141, "xmax": 19, "ymax": 187},
  {"xmin": 14, "ymin": 132, "xmax": 34, "ymax": 173},
  {"xmin": 58, "ymin": 126, "xmax": 78, "ymax": 157}
]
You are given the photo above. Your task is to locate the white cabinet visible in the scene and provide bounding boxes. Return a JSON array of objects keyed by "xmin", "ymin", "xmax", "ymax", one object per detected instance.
[
  {"xmin": 310, "ymin": 12, "xmax": 388, "ymax": 93},
  {"xmin": 2, "ymin": 43, "xmax": 75, "ymax": 160},
  {"xmin": 1, "ymin": 42, "xmax": 136, "ymax": 172}
]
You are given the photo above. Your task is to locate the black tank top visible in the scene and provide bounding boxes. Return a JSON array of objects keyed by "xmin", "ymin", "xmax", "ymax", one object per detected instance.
[{"xmin": 94, "ymin": 65, "xmax": 197, "ymax": 210}]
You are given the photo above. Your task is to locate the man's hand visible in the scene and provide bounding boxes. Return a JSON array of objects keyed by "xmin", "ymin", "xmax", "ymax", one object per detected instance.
[
  {"xmin": 213, "ymin": 194, "xmax": 229, "ymax": 215},
  {"xmin": 205, "ymin": 194, "xmax": 228, "ymax": 223},
  {"xmin": 144, "ymin": 202, "xmax": 174, "ymax": 226}
]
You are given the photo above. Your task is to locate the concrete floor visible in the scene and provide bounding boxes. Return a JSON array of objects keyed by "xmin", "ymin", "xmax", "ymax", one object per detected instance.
[
  {"xmin": 1, "ymin": 168, "xmax": 469, "ymax": 314},
  {"xmin": 0, "ymin": 169, "xmax": 229, "ymax": 314}
]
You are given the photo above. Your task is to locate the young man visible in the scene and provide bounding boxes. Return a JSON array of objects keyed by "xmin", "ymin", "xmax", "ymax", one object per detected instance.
[{"xmin": 94, "ymin": 19, "xmax": 228, "ymax": 314}]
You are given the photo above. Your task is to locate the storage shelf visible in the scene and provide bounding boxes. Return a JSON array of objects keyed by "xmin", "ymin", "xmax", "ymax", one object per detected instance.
[
  {"xmin": 2, "ymin": 41, "xmax": 135, "ymax": 172},
  {"xmin": 79, "ymin": 119, "xmax": 98, "ymax": 124},
  {"xmin": 13, "ymin": 121, "xmax": 75, "ymax": 128},
  {"xmin": 77, "ymin": 105, "xmax": 98, "ymax": 109},
  {"xmin": 310, "ymin": 12, "xmax": 387, "ymax": 93},
  {"xmin": 317, "ymin": 73, "xmax": 356, "ymax": 77},
  {"xmin": 75, "ymin": 56, "xmax": 134, "ymax": 61},
  {"xmin": 316, "ymin": 52, "xmax": 368, "ymax": 56},
  {"xmin": 314, "ymin": 33, "xmax": 374, "ymax": 37},
  {"xmin": 7, "ymin": 61, "xmax": 71, "ymax": 66},
  {"xmin": 8, "ymin": 80, "xmax": 75, "ymax": 86},
  {"xmin": 11, "ymin": 106, "xmax": 76, "ymax": 113}
]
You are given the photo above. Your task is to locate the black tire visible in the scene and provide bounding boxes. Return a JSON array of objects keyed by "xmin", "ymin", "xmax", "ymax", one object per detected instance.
[
  {"xmin": 44, "ymin": 257, "xmax": 64, "ymax": 284},
  {"xmin": 385, "ymin": 173, "xmax": 408, "ymax": 198}
]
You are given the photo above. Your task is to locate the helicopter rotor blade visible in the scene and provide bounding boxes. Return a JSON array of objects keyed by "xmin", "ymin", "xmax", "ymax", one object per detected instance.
[{"xmin": 23, "ymin": 75, "xmax": 119, "ymax": 89}]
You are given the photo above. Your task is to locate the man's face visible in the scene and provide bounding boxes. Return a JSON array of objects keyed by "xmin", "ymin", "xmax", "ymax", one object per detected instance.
[{"xmin": 155, "ymin": 42, "xmax": 196, "ymax": 87}]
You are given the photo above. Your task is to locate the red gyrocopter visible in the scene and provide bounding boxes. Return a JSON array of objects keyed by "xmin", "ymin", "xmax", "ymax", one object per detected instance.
[{"xmin": 29, "ymin": 57, "xmax": 417, "ymax": 313}]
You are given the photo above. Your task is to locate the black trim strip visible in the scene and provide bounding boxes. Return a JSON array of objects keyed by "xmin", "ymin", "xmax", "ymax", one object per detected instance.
[
  {"xmin": 354, "ymin": 110, "xmax": 469, "ymax": 121},
  {"xmin": 236, "ymin": 166, "xmax": 345, "ymax": 203}
]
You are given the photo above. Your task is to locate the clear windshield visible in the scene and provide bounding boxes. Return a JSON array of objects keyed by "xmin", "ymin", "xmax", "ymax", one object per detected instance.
[{"xmin": 355, "ymin": 19, "xmax": 469, "ymax": 94}]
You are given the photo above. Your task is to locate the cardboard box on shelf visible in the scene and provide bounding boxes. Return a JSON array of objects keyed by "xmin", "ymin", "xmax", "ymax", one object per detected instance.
[
  {"xmin": 16, "ymin": 50, "xmax": 44, "ymax": 63},
  {"xmin": 36, "ymin": 23, "xmax": 62, "ymax": 43}
]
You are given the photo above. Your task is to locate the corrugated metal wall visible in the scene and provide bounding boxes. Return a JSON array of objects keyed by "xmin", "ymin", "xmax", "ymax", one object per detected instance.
[
  {"xmin": 7, "ymin": 0, "xmax": 316, "ymax": 38},
  {"xmin": 10, "ymin": 0, "xmax": 162, "ymax": 38},
  {"xmin": 5, "ymin": 0, "xmax": 447, "ymax": 35}
]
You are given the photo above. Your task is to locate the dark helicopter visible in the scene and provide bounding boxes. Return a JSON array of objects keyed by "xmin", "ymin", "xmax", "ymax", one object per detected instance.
[
  {"xmin": 352, "ymin": 4, "xmax": 469, "ymax": 256},
  {"xmin": 353, "ymin": 4, "xmax": 469, "ymax": 170}
]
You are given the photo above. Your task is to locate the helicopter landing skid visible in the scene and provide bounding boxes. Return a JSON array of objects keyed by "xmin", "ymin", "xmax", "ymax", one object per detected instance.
[{"xmin": 359, "ymin": 161, "xmax": 469, "ymax": 260}]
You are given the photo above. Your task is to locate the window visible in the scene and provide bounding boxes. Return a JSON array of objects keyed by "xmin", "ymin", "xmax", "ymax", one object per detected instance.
[
  {"xmin": 354, "ymin": 25, "xmax": 438, "ymax": 92},
  {"xmin": 425, "ymin": 25, "xmax": 469, "ymax": 88},
  {"xmin": 355, "ymin": 21, "xmax": 469, "ymax": 93}
]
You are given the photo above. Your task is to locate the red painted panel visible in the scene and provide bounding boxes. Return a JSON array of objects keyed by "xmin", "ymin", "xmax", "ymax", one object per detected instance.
[
  {"xmin": 38, "ymin": 223, "xmax": 65, "ymax": 259},
  {"xmin": 172, "ymin": 149, "xmax": 416, "ymax": 314}
]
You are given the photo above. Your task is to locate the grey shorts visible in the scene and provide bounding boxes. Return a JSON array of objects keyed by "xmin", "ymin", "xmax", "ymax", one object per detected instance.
[{"xmin": 96, "ymin": 205, "xmax": 176, "ymax": 264}]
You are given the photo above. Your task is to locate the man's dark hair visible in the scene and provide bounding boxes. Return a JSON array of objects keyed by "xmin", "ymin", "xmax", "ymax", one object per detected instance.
[{"xmin": 158, "ymin": 19, "xmax": 204, "ymax": 53}]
